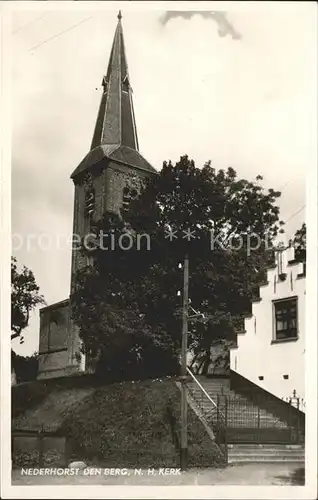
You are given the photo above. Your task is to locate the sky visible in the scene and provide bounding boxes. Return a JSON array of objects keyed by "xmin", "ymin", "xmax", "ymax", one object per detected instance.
[{"xmin": 10, "ymin": 3, "xmax": 316, "ymax": 356}]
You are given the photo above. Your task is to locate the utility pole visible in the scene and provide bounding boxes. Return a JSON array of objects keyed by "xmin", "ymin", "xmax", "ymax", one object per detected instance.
[{"xmin": 180, "ymin": 252, "xmax": 189, "ymax": 470}]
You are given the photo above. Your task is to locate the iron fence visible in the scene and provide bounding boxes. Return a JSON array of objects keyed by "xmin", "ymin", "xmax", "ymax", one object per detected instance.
[
  {"xmin": 224, "ymin": 396, "xmax": 304, "ymax": 444},
  {"xmin": 185, "ymin": 373, "xmax": 228, "ymax": 463}
]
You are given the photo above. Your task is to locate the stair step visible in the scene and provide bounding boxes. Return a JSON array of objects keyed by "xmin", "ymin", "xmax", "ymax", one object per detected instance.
[
  {"xmin": 228, "ymin": 450, "xmax": 304, "ymax": 456},
  {"xmin": 229, "ymin": 454, "xmax": 304, "ymax": 459},
  {"xmin": 228, "ymin": 443, "xmax": 305, "ymax": 450},
  {"xmin": 228, "ymin": 457, "xmax": 305, "ymax": 463},
  {"xmin": 228, "ymin": 456, "xmax": 305, "ymax": 459},
  {"xmin": 227, "ymin": 444, "xmax": 305, "ymax": 462}
]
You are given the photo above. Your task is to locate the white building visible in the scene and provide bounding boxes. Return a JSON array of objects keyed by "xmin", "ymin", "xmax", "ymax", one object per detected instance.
[{"xmin": 230, "ymin": 245, "xmax": 306, "ymax": 410}]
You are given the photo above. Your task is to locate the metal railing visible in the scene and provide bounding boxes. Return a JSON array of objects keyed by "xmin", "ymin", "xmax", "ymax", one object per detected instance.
[
  {"xmin": 186, "ymin": 367, "xmax": 226, "ymax": 421},
  {"xmin": 282, "ymin": 391, "xmax": 306, "ymax": 413},
  {"xmin": 185, "ymin": 368, "xmax": 228, "ymax": 462},
  {"xmin": 186, "ymin": 367, "xmax": 217, "ymax": 408}
]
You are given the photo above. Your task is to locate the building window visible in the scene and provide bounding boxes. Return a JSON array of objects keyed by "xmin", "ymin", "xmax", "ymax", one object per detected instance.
[
  {"xmin": 122, "ymin": 186, "xmax": 131, "ymax": 212},
  {"xmin": 84, "ymin": 189, "xmax": 95, "ymax": 218},
  {"xmin": 83, "ymin": 173, "xmax": 95, "ymax": 219},
  {"xmin": 273, "ymin": 297, "xmax": 298, "ymax": 340},
  {"xmin": 122, "ymin": 186, "xmax": 138, "ymax": 213}
]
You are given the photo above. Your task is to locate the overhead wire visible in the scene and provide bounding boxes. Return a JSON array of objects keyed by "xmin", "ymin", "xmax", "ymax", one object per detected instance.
[
  {"xmin": 12, "ymin": 14, "xmax": 46, "ymax": 35},
  {"xmin": 28, "ymin": 16, "xmax": 93, "ymax": 52},
  {"xmin": 284, "ymin": 205, "xmax": 305, "ymax": 225}
]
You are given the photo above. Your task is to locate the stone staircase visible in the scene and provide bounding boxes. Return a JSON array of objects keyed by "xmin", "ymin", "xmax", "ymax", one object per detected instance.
[
  {"xmin": 186, "ymin": 373, "xmax": 305, "ymax": 464},
  {"xmin": 187, "ymin": 376, "xmax": 288, "ymax": 428},
  {"xmin": 227, "ymin": 444, "xmax": 305, "ymax": 464}
]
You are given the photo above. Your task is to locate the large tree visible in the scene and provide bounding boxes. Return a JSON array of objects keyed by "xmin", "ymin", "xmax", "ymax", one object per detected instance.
[
  {"xmin": 11, "ymin": 257, "xmax": 45, "ymax": 343},
  {"xmin": 72, "ymin": 156, "xmax": 283, "ymax": 379}
]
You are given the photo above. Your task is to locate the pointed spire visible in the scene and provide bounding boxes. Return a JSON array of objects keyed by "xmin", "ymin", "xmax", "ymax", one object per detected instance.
[
  {"xmin": 71, "ymin": 11, "xmax": 156, "ymax": 180},
  {"xmin": 90, "ymin": 11, "xmax": 139, "ymax": 151}
]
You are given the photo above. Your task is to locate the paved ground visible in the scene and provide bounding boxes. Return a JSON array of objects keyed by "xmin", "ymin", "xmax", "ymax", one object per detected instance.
[{"xmin": 12, "ymin": 463, "xmax": 305, "ymax": 485}]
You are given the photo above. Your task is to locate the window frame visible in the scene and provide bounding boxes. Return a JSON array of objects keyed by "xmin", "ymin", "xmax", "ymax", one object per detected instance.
[
  {"xmin": 122, "ymin": 185, "xmax": 138, "ymax": 213},
  {"xmin": 84, "ymin": 189, "xmax": 95, "ymax": 218},
  {"xmin": 272, "ymin": 296, "xmax": 299, "ymax": 343}
]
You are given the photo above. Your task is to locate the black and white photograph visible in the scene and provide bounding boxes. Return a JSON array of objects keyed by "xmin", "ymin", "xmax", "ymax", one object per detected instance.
[{"xmin": 1, "ymin": 1, "xmax": 317, "ymax": 498}]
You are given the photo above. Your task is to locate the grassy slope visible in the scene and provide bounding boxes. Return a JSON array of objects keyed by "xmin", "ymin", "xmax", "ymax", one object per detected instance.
[{"xmin": 12, "ymin": 376, "xmax": 225, "ymax": 468}]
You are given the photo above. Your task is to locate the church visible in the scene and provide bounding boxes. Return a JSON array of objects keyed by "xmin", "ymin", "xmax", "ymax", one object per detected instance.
[{"xmin": 37, "ymin": 12, "xmax": 157, "ymax": 379}]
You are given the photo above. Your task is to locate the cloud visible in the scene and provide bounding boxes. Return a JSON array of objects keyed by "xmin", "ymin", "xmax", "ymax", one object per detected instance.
[{"xmin": 159, "ymin": 10, "xmax": 242, "ymax": 40}]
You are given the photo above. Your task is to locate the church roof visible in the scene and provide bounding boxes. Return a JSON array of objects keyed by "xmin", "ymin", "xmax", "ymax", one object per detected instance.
[
  {"xmin": 71, "ymin": 144, "xmax": 155, "ymax": 178},
  {"xmin": 71, "ymin": 11, "xmax": 156, "ymax": 179}
]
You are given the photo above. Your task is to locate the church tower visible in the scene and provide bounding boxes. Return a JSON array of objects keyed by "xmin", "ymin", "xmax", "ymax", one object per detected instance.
[
  {"xmin": 37, "ymin": 12, "xmax": 156, "ymax": 379},
  {"xmin": 70, "ymin": 10, "xmax": 156, "ymax": 287}
]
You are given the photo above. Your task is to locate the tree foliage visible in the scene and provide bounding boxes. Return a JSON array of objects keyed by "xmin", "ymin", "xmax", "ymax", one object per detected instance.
[
  {"xmin": 11, "ymin": 350, "xmax": 39, "ymax": 383},
  {"xmin": 292, "ymin": 223, "xmax": 306, "ymax": 262},
  {"xmin": 72, "ymin": 156, "xmax": 283, "ymax": 379},
  {"xmin": 11, "ymin": 257, "xmax": 45, "ymax": 343}
]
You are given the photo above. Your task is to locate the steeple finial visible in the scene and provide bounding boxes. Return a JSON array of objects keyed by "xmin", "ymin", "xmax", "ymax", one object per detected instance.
[{"xmin": 117, "ymin": 10, "xmax": 122, "ymax": 20}]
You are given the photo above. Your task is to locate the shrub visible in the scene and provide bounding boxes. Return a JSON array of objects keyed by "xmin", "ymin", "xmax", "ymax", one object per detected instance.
[{"xmin": 12, "ymin": 449, "xmax": 39, "ymax": 468}]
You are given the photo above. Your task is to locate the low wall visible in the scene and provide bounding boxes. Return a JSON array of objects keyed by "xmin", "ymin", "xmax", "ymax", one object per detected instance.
[
  {"xmin": 230, "ymin": 369, "xmax": 305, "ymax": 431},
  {"xmin": 12, "ymin": 430, "xmax": 69, "ymax": 469}
]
